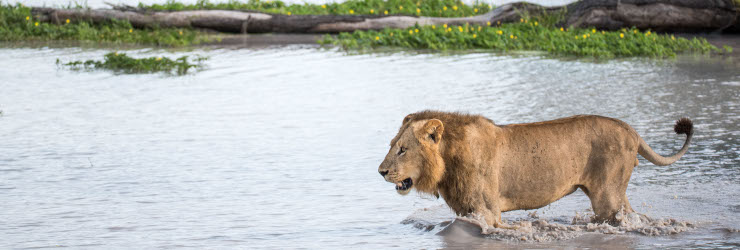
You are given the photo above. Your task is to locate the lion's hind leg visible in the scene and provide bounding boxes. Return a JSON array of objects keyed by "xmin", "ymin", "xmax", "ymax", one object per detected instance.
[
  {"xmin": 582, "ymin": 186, "xmax": 620, "ymax": 223},
  {"xmin": 582, "ymin": 156, "xmax": 637, "ymax": 224}
]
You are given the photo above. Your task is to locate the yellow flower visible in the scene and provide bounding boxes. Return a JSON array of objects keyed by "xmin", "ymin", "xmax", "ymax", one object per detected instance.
[
  {"xmin": 575, "ymin": 35, "xmax": 578, "ymax": 39},
  {"xmin": 446, "ymin": 27, "xmax": 451, "ymax": 32},
  {"xmin": 399, "ymin": 6, "xmax": 403, "ymax": 10},
  {"xmin": 156, "ymin": 57, "xmax": 162, "ymax": 61},
  {"xmin": 486, "ymin": 21, "xmax": 491, "ymax": 26},
  {"xmin": 416, "ymin": 8, "xmax": 420, "ymax": 14},
  {"xmin": 474, "ymin": 8, "xmax": 478, "ymax": 13},
  {"xmin": 458, "ymin": 26, "xmax": 463, "ymax": 32},
  {"xmin": 671, "ymin": 35, "xmax": 675, "ymax": 40},
  {"xmin": 409, "ymin": 30, "xmax": 413, "ymax": 35},
  {"xmin": 370, "ymin": 9, "xmax": 374, "ymax": 14},
  {"xmin": 453, "ymin": 5, "xmax": 457, "ymax": 10},
  {"xmin": 66, "ymin": 19, "xmax": 70, "ymax": 24},
  {"xmin": 601, "ymin": 31, "xmax": 605, "ymax": 34},
  {"xmin": 432, "ymin": 25, "xmax": 436, "ymax": 29},
  {"xmin": 473, "ymin": 34, "xmax": 477, "ymax": 38},
  {"xmin": 179, "ymin": 31, "xmax": 183, "ymax": 35},
  {"xmin": 375, "ymin": 36, "xmax": 379, "ymax": 40},
  {"xmin": 583, "ymin": 34, "xmax": 587, "ymax": 39},
  {"xmin": 560, "ymin": 27, "xmax": 564, "ymax": 31},
  {"xmin": 592, "ymin": 29, "xmax": 596, "ymax": 33},
  {"xmin": 415, "ymin": 29, "xmax": 419, "ymax": 33},
  {"xmin": 510, "ymin": 34, "xmax": 514, "ymax": 39},
  {"xmin": 349, "ymin": 10, "xmax": 354, "ymax": 14},
  {"xmin": 633, "ymin": 30, "xmax": 637, "ymax": 34},
  {"xmin": 321, "ymin": 4, "xmax": 326, "ymax": 8},
  {"xmin": 287, "ymin": 11, "xmax": 291, "ymax": 15},
  {"xmin": 497, "ymin": 30, "xmax": 502, "ymax": 35},
  {"xmin": 520, "ymin": 18, "xmax": 523, "ymax": 23},
  {"xmin": 620, "ymin": 33, "xmax": 624, "ymax": 38},
  {"xmin": 34, "ymin": 22, "xmax": 38, "ymax": 26},
  {"xmin": 384, "ymin": 10, "xmax": 388, "ymax": 15},
  {"xmin": 477, "ymin": 26, "xmax": 481, "ymax": 31},
  {"xmin": 129, "ymin": 29, "xmax": 133, "ymax": 33},
  {"xmin": 390, "ymin": 33, "xmax": 393, "ymax": 36},
  {"xmin": 25, "ymin": 16, "xmax": 29, "ymax": 20},
  {"xmin": 443, "ymin": 6, "xmax": 447, "ymax": 11},
  {"xmin": 646, "ymin": 31, "xmax": 651, "ymax": 36},
  {"xmin": 443, "ymin": 24, "xmax": 447, "ymax": 28},
  {"xmin": 534, "ymin": 21, "xmax": 538, "ymax": 26}
]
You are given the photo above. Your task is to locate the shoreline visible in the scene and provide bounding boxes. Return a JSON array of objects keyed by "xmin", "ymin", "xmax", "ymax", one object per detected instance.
[{"xmin": 3, "ymin": 33, "xmax": 738, "ymax": 55}]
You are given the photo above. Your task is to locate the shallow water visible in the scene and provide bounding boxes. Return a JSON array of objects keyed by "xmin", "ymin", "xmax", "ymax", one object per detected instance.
[{"xmin": 0, "ymin": 43, "xmax": 738, "ymax": 248}]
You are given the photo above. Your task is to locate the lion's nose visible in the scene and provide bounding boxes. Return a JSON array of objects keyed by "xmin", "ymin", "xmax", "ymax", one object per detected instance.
[{"xmin": 379, "ymin": 170, "xmax": 389, "ymax": 177}]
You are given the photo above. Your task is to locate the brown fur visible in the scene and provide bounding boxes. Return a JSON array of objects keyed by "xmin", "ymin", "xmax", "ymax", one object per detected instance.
[{"xmin": 378, "ymin": 111, "xmax": 693, "ymax": 227}]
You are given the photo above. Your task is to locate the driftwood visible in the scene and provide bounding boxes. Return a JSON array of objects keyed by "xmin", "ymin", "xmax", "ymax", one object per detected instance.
[{"xmin": 30, "ymin": 0, "xmax": 739, "ymax": 34}]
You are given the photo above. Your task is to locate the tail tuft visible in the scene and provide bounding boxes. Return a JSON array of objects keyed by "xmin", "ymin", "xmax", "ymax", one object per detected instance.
[{"xmin": 674, "ymin": 117, "xmax": 693, "ymax": 135}]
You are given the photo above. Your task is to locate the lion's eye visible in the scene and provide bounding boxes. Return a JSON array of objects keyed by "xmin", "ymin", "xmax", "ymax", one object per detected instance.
[{"xmin": 398, "ymin": 146, "xmax": 406, "ymax": 155}]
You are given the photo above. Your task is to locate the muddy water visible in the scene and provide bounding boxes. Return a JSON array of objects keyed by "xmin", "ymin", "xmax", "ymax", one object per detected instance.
[{"xmin": 0, "ymin": 44, "xmax": 738, "ymax": 249}]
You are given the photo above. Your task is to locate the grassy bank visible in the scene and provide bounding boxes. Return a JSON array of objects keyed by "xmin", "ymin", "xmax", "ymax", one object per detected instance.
[
  {"xmin": 58, "ymin": 52, "xmax": 207, "ymax": 75},
  {"xmin": 0, "ymin": 4, "xmax": 208, "ymax": 46},
  {"xmin": 1, "ymin": 1, "xmax": 724, "ymax": 58},
  {"xmin": 143, "ymin": 0, "xmax": 492, "ymax": 17},
  {"xmin": 320, "ymin": 20, "xmax": 721, "ymax": 58}
]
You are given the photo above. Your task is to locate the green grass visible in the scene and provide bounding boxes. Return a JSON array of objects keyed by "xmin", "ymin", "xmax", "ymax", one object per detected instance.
[
  {"xmin": 0, "ymin": 3, "xmax": 208, "ymax": 46},
  {"xmin": 320, "ymin": 20, "xmax": 721, "ymax": 58},
  {"xmin": 58, "ymin": 52, "xmax": 207, "ymax": 75},
  {"xmin": 142, "ymin": 0, "xmax": 493, "ymax": 17}
]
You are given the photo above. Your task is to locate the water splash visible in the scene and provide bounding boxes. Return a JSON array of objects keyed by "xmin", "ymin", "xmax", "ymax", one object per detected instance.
[{"xmin": 405, "ymin": 206, "xmax": 695, "ymax": 242}]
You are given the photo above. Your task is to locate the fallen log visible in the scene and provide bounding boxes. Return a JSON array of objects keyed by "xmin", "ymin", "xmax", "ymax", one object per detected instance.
[
  {"xmin": 31, "ymin": 3, "xmax": 538, "ymax": 33},
  {"xmin": 564, "ymin": 0, "xmax": 739, "ymax": 32},
  {"xmin": 30, "ymin": 0, "xmax": 739, "ymax": 34}
]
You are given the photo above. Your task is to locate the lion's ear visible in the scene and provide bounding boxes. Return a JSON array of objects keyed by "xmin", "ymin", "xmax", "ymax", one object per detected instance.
[
  {"xmin": 417, "ymin": 119, "xmax": 444, "ymax": 144},
  {"xmin": 402, "ymin": 114, "xmax": 414, "ymax": 125}
]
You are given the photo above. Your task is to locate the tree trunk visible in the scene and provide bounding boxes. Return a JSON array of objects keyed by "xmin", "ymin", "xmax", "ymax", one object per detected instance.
[{"xmin": 30, "ymin": 0, "xmax": 739, "ymax": 34}]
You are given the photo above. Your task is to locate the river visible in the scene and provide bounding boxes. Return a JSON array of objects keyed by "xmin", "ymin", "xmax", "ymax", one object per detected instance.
[
  {"xmin": 1, "ymin": 43, "xmax": 738, "ymax": 248},
  {"xmin": 2, "ymin": 0, "xmax": 740, "ymax": 247}
]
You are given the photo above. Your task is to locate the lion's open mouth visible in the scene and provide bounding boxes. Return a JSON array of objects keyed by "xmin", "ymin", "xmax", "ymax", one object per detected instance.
[{"xmin": 396, "ymin": 178, "xmax": 413, "ymax": 191}]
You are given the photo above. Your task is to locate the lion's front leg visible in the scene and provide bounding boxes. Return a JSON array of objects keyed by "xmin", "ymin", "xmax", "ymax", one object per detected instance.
[{"xmin": 476, "ymin": 207, "xmax": 518, "ymax": 230}]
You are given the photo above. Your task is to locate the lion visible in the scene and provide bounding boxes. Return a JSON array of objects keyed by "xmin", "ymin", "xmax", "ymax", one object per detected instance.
[{"xmin": 378, "ymin": 111, "xmax": 693, "ymax": 228}]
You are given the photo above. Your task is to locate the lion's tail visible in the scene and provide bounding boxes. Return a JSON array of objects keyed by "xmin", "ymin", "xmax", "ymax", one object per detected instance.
[{"xmin": 637, "ymin": 118, "xmax": 693, "ymax": 166}]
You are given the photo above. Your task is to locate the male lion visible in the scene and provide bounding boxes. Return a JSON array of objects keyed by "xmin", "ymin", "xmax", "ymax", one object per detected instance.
[{"xmin": 378, "ymin": 111, "xmax": 693, "ymax": 228}]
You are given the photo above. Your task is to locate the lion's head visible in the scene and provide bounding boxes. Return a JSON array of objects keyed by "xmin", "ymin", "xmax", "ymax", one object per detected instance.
[{"xmin": 378, "ymin": 115, "xmax": 446, "ymax": 196}]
